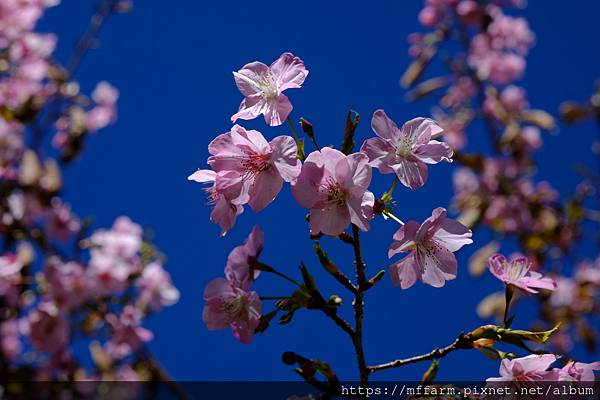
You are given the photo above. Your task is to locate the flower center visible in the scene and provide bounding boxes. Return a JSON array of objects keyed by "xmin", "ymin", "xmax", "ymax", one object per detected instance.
[
  {"xmin": 241, "ymin": 153, "xmax": 271, "ymax": 177},
  {"xmin": 223, "ymin": 295, "xmax": 246, "ymax": 322},
  {"xmin": 395, "ymin": 136, "xmax": 414, "ymax": 158},
  {"xmin": 507, "ymin": 260, "xmax": 530, "ymax": 282},
  {"xmin": 322, "ymin": 177, "xmax": 346, "ymax": 206},
  {"xmin": 257, "ymin": 73, "xmax": 279, "ymax": 100}
]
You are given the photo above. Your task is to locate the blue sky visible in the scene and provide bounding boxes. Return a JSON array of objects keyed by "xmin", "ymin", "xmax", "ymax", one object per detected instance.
[{"xmin": 38, "ymin": 1, "xmax": 600, "ymax": 381}]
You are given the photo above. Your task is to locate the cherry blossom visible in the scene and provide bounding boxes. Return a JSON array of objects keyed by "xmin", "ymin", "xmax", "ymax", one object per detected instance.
[
  {"xmin": 207, "ymin": 125, "xmax": 301, "ymax": 212},
  {"xmin": 231, "ymin": 52, "xmax": 308, "ymax": 126},
  {"xmin": 488, "ymin": 254, "xmax": 556, "ymax": 294},
  {"xmin": 188, "ymin": 169, "xmax": 244, "ymax": 236},
  {"xmin": 558, "ymin": 361, "xmax": 600, "ymax": 382},
  {"xmin": 361, "ymin": 110, "xmax": 451, "ymax": 189},
  {"xmin": 487, "ymin": 354, "xmax": 559, "ymax": 382},
  {"xmin": 388, "ymin": 207, "xmax": 472, "ymax": 289},
  {"xmin": 203, "ymin": 277, "xmax": 262, "ymax": 344},
  {"xmin": 105, "ymin": 305, "xmax": 154, "ymax": 359},
  {"xmin": 0, "ymin": 253, "xmax": 22, "ymax": 306},
  {"xmin": 43, "ymin": 258, "xmax": 89, "ymax": 310},
  {"xmin": 137, "ymin": 262, "xmax": 180, "ymax": 311},
  {"xmin": 292, "ymin": 147, "xmax": 374, "ymax": 235},
  {"xmin": 25, "ymin": 302, "xmax": 70, "ymax": 354},
  {"xmin": 225, "ymin": 225, "xmax": 264, "ymax": 290}
]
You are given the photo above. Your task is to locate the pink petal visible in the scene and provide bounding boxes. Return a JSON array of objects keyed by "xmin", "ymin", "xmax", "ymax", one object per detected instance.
[
  {"xmin": 203, "ymin": 301, "xmax": 229, "ymax": 330},
  {"xmin": 392, "ymin": 158, "xmax": 428, "ymax": 189},
  {"xmin": 203, "ymin": 277, "xmax": 234, "ymax": 300},
  {"xmin": 416, "ymin": 207, "xmax": 447, "ymax": 243},
  {"xmin": 433, "ymin": 217, "xmax": 473, "ymax": 252},
  {"xmin": 188, "ymin": 169, "xmax": 216, "ymax": 183},
  {"xmin": 233, "ymin": 61, "xmax": 270, "ymax": 97},
  {"xmin": 231, "ymin": 125, "xmax": 270, "ymax": 154},
  {"xmin": 264, "ymin": 94, "xmax": 292, "ymax": 126},
  {"xmin": 292, "ymin": 161, "xmax": 324, "ymax": 208},
  {"xmin": 401, "ymin": 118, "xmax": 444, "ymax": 146},
  {"xmin": 248, "ymin": 169, "xmax": 284, "ymax": 212},
  {"xmin": 231, "ymin": 97, "xmax": 264, "ymax": 123},
  {"xmin": 360, "ymin": 137, "xmax": 396, "ymax": 173},
  {"xmin": 517, "ymin": 354, "xmax": 557, "ymax": 374},
  {"xmin": 371, "ymin": 109, "xmax": 399, "ymax": 141},
  {"xmin": 389, "ymin": 255, "xmax": 419, "ymax": 289},
  {"xmin": 270, "ymin": 135, "xmax": 301, "ymax": 183},
  {"xmin": 415, "ymin": 140, "xmax": 453, "ymax": 164},
  {"xmin": 270, "ymin": 52, "xmax": 308, "ymax": 91},
  {"xmin": 347, "ymin": 191, "xmax": 374, "ymax": 232},
  {"xmin": 345, "ymin": 152, "xmax": 372, "ymax": 196},
  {"xmin": 310, "ymin": 204, "xmax": 351, "ymax": 236},
  {"xmin": 416, "ymin": 245, "xmax": 457, "ymax": 288},
  {"xmin": 388, "ymin": 221, "xmax": 419, "ymax": 258},
  {"xmin": 488, "ymin": 254, "xmax": 508, "ymax": 282},
  {"xmin": 211, "ymin": 197, "xmax": 243, "ymax": 236}
]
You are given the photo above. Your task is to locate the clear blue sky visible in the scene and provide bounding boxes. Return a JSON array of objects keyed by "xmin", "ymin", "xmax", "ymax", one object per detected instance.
[{"xmin": 38, "ymin": 1, "xmax": 600, "ymax": 381}]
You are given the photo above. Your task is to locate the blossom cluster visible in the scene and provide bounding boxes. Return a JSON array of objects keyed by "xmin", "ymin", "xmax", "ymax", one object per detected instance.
[
  {"xmin": 404, "ymin": 0, "xmax": 597, "ymax": 357},
  {"xmin": 190, "ymin": 51, "xmax": 474, "ymax": 335},
  {"xmin": 190, "ymin": 1, "xmax": 600, "ymax": 392},
  {"xmin": 0, "ymin": 0, "xmax": 179, "ymax": 388}
]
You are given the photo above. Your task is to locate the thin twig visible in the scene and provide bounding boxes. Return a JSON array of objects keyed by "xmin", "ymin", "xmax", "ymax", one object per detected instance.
[
  {"xmin": 32, "ymin": 0, "xmax": 119, "ymax": 151},
  {"xmin": 367, "ymin": 333, "xmax": 471, "ymax": 373}
]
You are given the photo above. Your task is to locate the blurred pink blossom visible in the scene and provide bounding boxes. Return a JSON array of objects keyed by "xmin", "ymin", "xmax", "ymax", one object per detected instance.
[
  {"xmin": 488, "ymin": 254, "xmax": 556, "ymax": 293},
  {"xmin": 137, "ymin": 262, "xmax": 180, "ymax": 311},
  {"xmin": 105, "ymin": 305, "xmax": 153, "ymax": 359}
]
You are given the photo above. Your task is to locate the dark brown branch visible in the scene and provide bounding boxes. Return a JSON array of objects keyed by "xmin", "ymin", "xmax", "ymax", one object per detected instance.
[
  {"xmin": 351, "ymin": 224, "xmax": 369, "ymax": 385},
  {"xmin": 367, "ymin": 333, "xmax": 472, "ymax": 373}
]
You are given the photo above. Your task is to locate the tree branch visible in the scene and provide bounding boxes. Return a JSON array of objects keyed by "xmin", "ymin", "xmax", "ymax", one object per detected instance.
[
  {"xmin": 351, "ymin": 224, "xmax": 369, "ymax": 385},
  {"xmin": 367, "ymin": 333, "xmax": 472, "ymax": 373}
]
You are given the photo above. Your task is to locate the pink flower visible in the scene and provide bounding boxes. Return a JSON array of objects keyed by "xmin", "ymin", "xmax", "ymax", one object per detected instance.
[
  {"xmin": 87, "ymin": 250, "xmax": 136, "ymax": 296},
  {"xmin": 360, "ymin": 110, "xmax": 451, "ymax": 189},
  {"xmin": 488, "ymin": 254, "xmax": 556, "ymax": 294},
  {"xmin": 207, "ymin": 125, "xmax": 301, "ymax": 212},
  {"xmin": 549, "ymin": 277, "xmax": 576, "ymax": 308},
  {"xmin": 0, "ymin": 253, "xmax": 22, "ymax": 306},
  {"xmin": 43, "ymin": 258, "xmax": 89, "ymax": 310},
  {"xmin": 558, "ymin": 361, "xmax": 600, "ymax": 382},
  {"xmin": 136, "ymin": 262, "xmax": 180, "ymax": 311},
  {"xmin": 188, "ymin": 169, "xmax": 244, "ymax": 236},
  {"xmin": 86, "ymin": 216, "xmax": 143, "ymax": 295},
  {"xmin": 292, "ymin": 147, "xmax": 374, "ymax": 236},
  {"xmin": 44, "ymin": 197, "xmax": 80, "ymax": 241},
  {"xmin": 225, "ymin": 225, "xmax": 264, "ymax": 290},
  {"xmin": 25, "ymin": 302, "xmax": 69, "ymax": 354},
  {"xmin": 86, "ymin": 81, "xmax": 118, "ymax": 132},
  {"xmin": 388, "ymin": 207, "xmax": 472, "ymax": 289},
  {"xmin": 92, "ymin": 81, "xmax": 119, "ymax": 106},
  {"xmin": 90, "ymin": 216, "xmax": 142, "ymax": 259},
  {"xmin": 105, "ymin": 305, "xmax": 153, "ymax": 359},
  {"xmin": 487, "ymin": 354, "xmax": 559, "ymax": 382},
  {"xmin": 231, "ymin": 52, "xmax": 308, "ymax": 126},
  {"xmin": 1, "ymin": 319, "xmax": 21, "ymax": 361},
  {"xmin": 203, "ymin": 278, "xmax": 262, "ymax": 344},
  {"xmin": 418, "ymin": 6, "xmax": 440, "ymax": 27}
]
